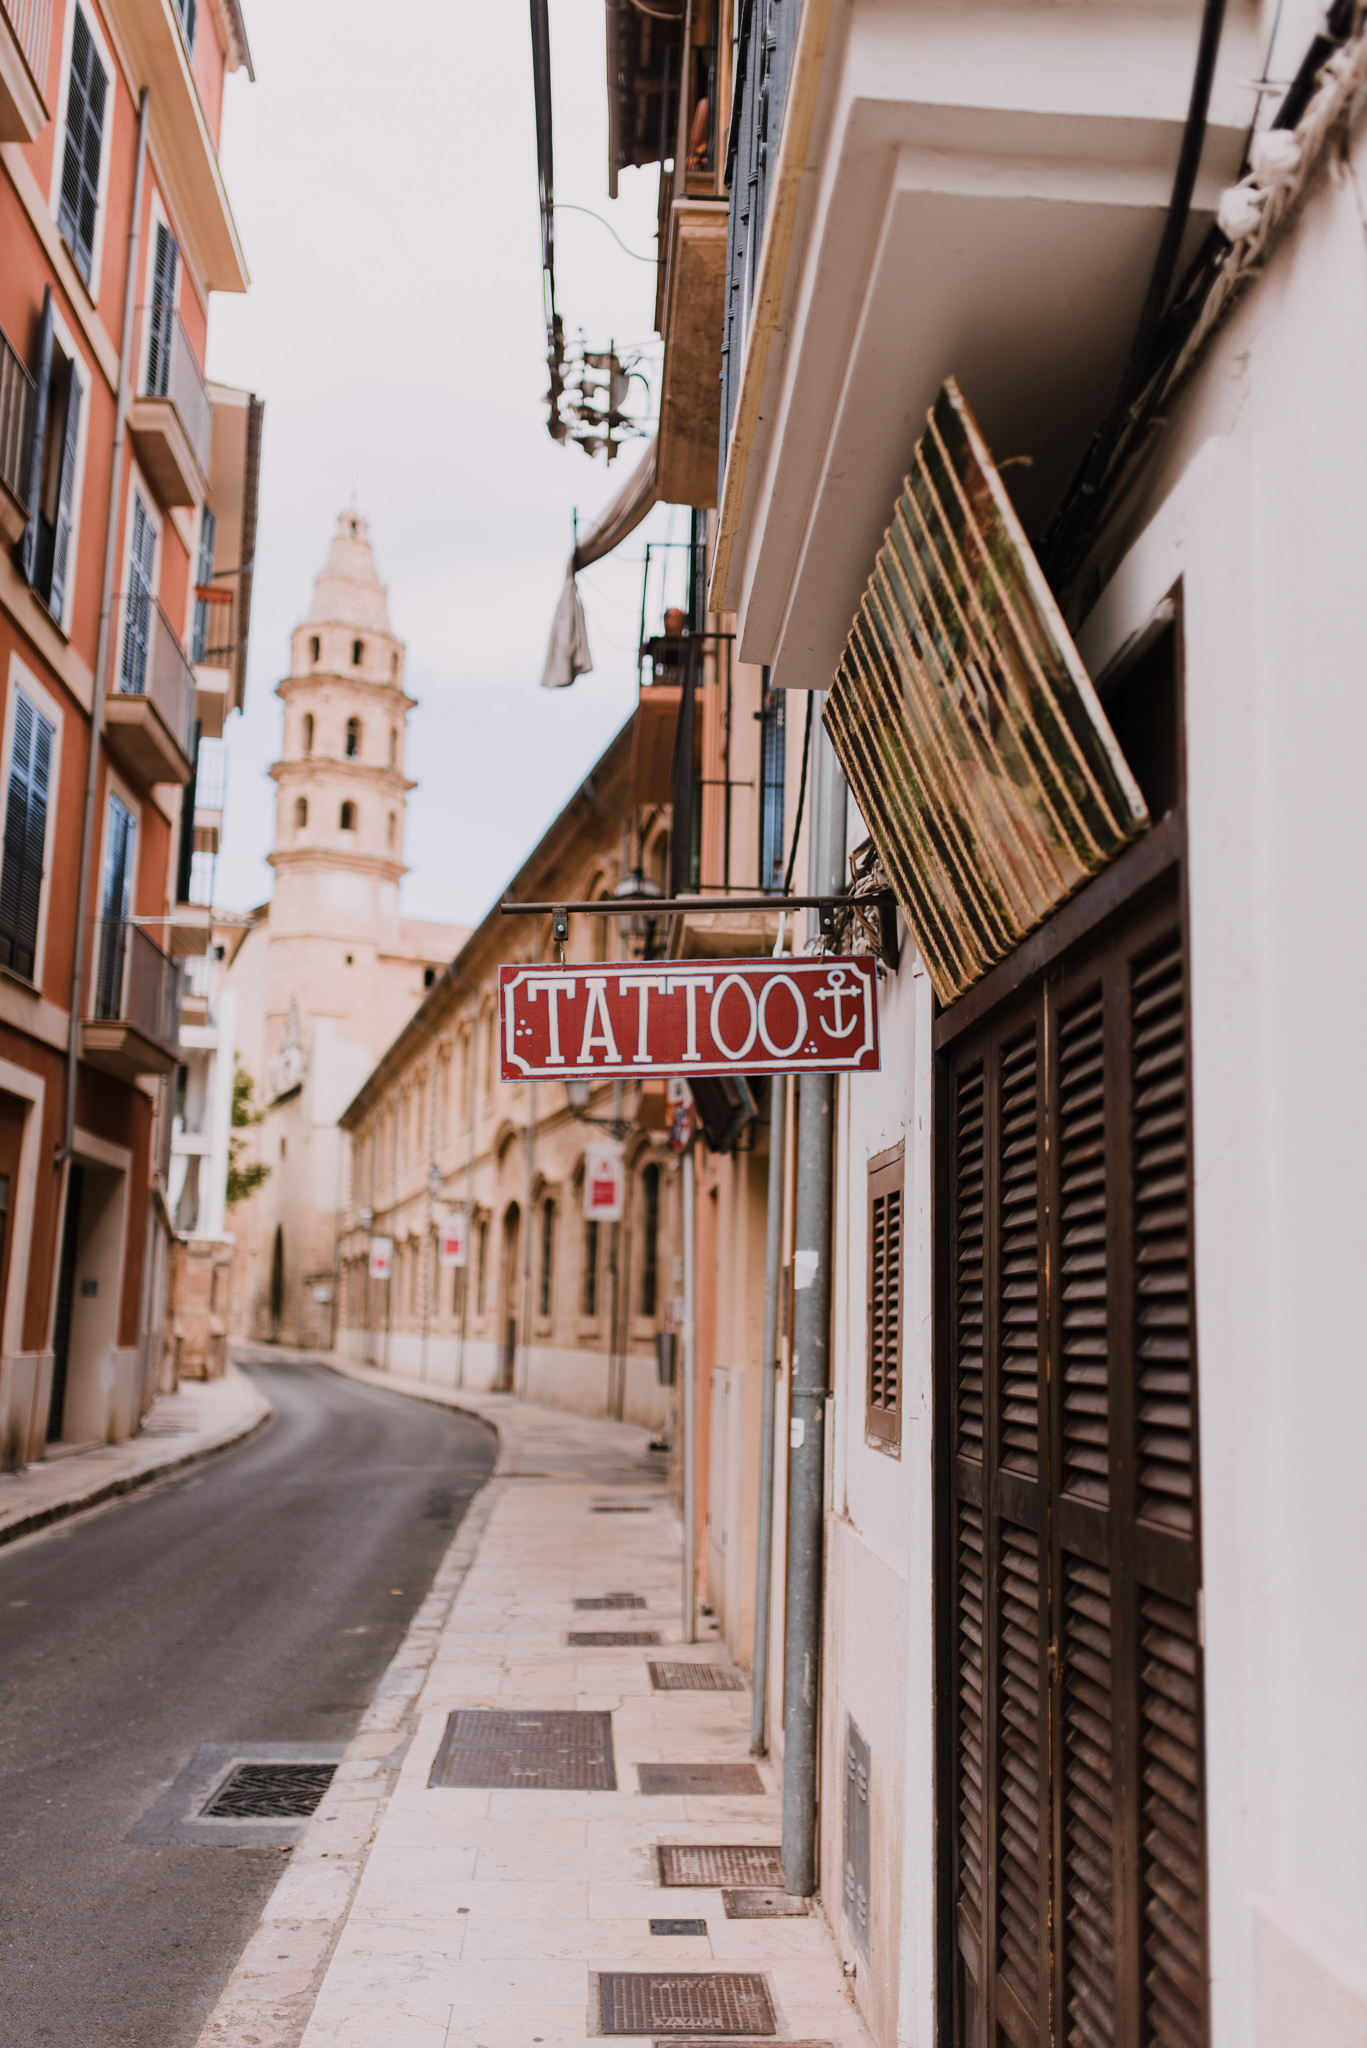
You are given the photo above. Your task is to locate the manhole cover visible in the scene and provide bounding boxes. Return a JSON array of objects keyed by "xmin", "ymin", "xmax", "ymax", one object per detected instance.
[
  {"xmin": 429, "ymin": 1709, "xmax": 616, "ymax": 1790},
  {"xmin": 659, "ymin": 1845, "xmax": 784, "ymax": 1887},
  {"xmin": 651, "ymin": 1918, "xmax": 708, "ymax": 1936},
  {"xmin": 599, "ymin": 1972, "xmax": 776, "ymax": 2036},
  {"xmin": 650, "ymin": 1662, "xmax": 744, "ymax": 1692},
  {"xmin": 203, "ymin": 1763, "xmax": 337, "ymax": 1819},
  {"xmin": 593, "ymin": 1504, "xmax": 650, "ymax": 1513},
  {"xmin": 722, "ymin": 1889, "xmax": 810, "ymax": 1918},
  {"xmin": 570, "ymin": 1630, "xmax": 662, "ymax": 1646},
  {"xmin": 575, "ymin": 1593, "xmax": 647, "ymax": 1609},
  {"xmin": 638, "ymin": 1763, "xmax": 765, "ymax": 1797}
]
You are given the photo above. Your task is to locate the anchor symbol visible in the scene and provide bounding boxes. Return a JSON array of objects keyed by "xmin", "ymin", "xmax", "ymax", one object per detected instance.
[{"xmin": 813, "ymin": 968, "xmax": 861, "ymax": 1039}]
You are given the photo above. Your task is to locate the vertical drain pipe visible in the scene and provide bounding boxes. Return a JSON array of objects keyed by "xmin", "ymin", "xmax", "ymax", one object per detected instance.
[
  {"xmin": 61, "ymin": 86, "xmax": 148, "ymax": 1166},
  {"xmin": 750, "ymin": 1066, "xmax": 785, "ymax": 1755},
  {"xmin": 681, "ymin": 1139, "xmax": 697, "ymax": 1642},
  {"xmin": 782, "ymin": 701, "xmax": 845, "ymax": 1895}
]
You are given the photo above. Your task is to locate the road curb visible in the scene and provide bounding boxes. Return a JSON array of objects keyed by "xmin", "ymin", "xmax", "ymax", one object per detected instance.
[{"xmin": 0, "ymin": 1379, "xmax": 273, "ymax": 1550}]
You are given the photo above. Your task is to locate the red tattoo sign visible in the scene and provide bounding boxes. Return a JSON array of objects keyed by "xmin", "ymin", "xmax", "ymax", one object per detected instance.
[{"xmin": 499, "ymin": 956, "xmax": 880, "ymax": 1080}]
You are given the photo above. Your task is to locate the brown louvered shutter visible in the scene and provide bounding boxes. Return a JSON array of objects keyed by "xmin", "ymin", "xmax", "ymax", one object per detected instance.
[
  {"xmin": 945, "ymin": 879, "xmax": 1205, "ymax": 2048},
  {"xmin": 866, "ymin": 1142, "xmax": 904, "ymax": 1450}
]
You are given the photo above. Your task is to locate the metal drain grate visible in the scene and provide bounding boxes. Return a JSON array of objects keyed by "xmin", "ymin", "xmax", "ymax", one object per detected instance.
[
  {"xmin": 651, "ymin": 1918, "xmax": 708, "ymax": 1936},
  {"xmin": 723, "ymin": 1889, "xmax": 810, "ymax": 1918},
  {"xmin": 429, "ymin": 1709, "xmax": 616, "ymax": 1790},
  {"xmin": 638, "ymin": 1763, "xmax": 765, "ymax": 1797},
  {"xmin": 650, "ymin": 1662, "xmax": 744, "ymax": 1692},
  {"xmin": 570, "ymin": 1630, "xmax": 662, "ymax": 1647},
  {"xmin": 599, "ymin": 1972, "xmax": 776, "ymax": 2036},
  {"xmin": 204, "ymin": 1763, "xmax": 337, "ymax": 1819},
  {"xmin": 575, "ymin": 1593, "xmax": 647, "ymax": 1609},
  {"xmin": 659, "ymin": 1845, "xmax": 784, "ymax": 1887}
]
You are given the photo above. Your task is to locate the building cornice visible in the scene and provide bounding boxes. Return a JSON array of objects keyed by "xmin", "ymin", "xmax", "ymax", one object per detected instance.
[
  {"xmin": 267, "ymin": 847, "xmax": 408, "ymax": 883},
  {"xmin": 269, "ymin": 757, "xmax": 416, "ymax": 793}
]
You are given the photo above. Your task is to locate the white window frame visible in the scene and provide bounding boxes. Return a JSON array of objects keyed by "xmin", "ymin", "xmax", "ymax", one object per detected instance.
[
  {"xmin": 48, "ymin": 1, "xmax": 117, "ymax": 307},
  {"xmin": 42, "ymin": 307, "xmax": 93, "ymax": 638},
  {"xmin": 0, "ymin": 655, "xmax": 65, "ymax": 991},
  {"xmin": 138, "ymin": 190, "xmax": 181, "ymax": 399}
]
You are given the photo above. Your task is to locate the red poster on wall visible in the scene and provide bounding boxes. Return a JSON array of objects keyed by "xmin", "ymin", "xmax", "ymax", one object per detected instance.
[{"xmin": 499, "ymin": 956, "xmax": 880, "ymax": 1082}]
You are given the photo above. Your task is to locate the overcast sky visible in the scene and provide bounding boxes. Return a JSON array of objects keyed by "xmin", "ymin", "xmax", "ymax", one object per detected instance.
[{"xmin": 206, "ymin": 0, "xmax": 689, "ymax": 928}]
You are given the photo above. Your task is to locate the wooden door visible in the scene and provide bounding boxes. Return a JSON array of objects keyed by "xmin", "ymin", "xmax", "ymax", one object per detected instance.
[{"xmin": 944, "ymin": 881, "xmax": 1205, "ymax": 2048}]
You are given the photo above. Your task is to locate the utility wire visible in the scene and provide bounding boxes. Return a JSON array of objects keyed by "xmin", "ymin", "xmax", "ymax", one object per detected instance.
[
  {"xmin": 554, "ymin": 204, "xmax": 657, "ymax": 262},
  {"xmin": 782, "ymin": 692, "xmax": 815, "ymax": 896}
]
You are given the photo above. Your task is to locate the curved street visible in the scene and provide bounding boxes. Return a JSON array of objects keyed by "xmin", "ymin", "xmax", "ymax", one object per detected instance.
[{"xmin": 0, "ymin": 1353, "xmax": 496, "ymax": 2048}]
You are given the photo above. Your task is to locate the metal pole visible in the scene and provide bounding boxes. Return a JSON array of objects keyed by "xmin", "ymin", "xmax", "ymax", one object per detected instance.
[
  {"xmin": 750, "ymin": 1069, "xmax": 785, "ymax": 1755},
  {"xmin": 681, "ymin": 1140, "xmax": 697, "ymax": 1643},
  {"xmin": 62, "ymin": 86, "xmax": 148, "ymax": 1168},
  {"xmin": 520, "ymin": 1080, "xmax": 537, "ymax": 1396},
  {"xmin": 782, "ymin": 697, "xmax": 846, "ymax": 1896},
  {"xmin": 457, "ymin": 1004, "xmax": 479, "ymax": 1387}
]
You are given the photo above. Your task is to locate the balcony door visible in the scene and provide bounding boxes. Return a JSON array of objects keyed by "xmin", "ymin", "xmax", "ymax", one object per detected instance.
[
  {"xmin": 95, "ymin": 793, "xmax": 134, "ymax": 1019},
  {"xmin": 120, "ymin": 493, "xmax": 156, "ymax": 695},
  {"xmin": 145, "ymin": 222, "xmax": 180, "ymax": 399}
]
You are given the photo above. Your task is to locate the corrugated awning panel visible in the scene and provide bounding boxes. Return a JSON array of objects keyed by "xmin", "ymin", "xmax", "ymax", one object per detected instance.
[{"xmin": 823, "ymin": 380, "xmax": 1147, "ymax": 1005}]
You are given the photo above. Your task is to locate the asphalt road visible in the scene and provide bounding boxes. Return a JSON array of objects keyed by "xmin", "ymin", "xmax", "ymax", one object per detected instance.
[{"xmin": 0, "ymin": 1352, "xmax": 496, "ymax": 2048}]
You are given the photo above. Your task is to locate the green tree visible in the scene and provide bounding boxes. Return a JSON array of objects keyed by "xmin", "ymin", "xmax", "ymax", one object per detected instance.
[{"xmin": 226, "ymin": 1058, "xmax": 271, "ymax": 1208}]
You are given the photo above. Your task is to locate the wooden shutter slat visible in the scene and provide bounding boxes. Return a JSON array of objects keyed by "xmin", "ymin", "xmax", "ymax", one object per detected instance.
[
  {"xmin": 1058, "ymin": 989, "xmax": 1110, "ymax": 1507},
  {"xmin": 1131, "ymin": 937, "xmax": 1193, "ymax": 1535},
  {"xmin": 996, "ymin": 1523, "xmax": 1044, "ymax": 2024},
  {"xmin": 867, "ymin": 1145, "xmax": 904, "ymax": 1446},
  {"xmin": 998, "ymin": 1032, "xmax": 1040, "ymax": 1477},
  {"xmin": 1061, "ymin": 1552, "xmax": 1115, "ymax": 2047},
  {"xmin": 955, "ymin": 1066, "xmax": 986, "ymax": 1463},
  {"xmin": 956, "ymin": 1498, "xmax": 986, "ymax": 1929}
]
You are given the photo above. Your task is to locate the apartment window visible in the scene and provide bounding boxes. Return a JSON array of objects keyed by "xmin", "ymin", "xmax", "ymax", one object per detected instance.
[
  {"xmin": 759, "ymin": 683, "xmax": 786, "ymax": 892},
  {"xmin": 640, "ymin": 1163, "xmax": 660, "ymax": 1316},
  {"xmin": 309, "ymin": 635, "xmax": 320, "ymax": 663},
  {"xmin": 866, "ymin": 1142, "xmax": 903, "ymax": 1451},
  {"xmin": 302, "ymin": 713, "xmax": 314, "ymax": 754},
  {"xmin": 0, "ymin": 691, "xmax": 56, "ymax": 981},
  {"xmin": 345, "ymin": 716, "xmax": 360, "ymax": 758},
  {"xmin": 583, "ymin": 1217, "xmax": 598, "ymax": 1317},
  {"xmin": 340, "ymin": 801, "xmax": 357, "ymax": 831},
  {"xmin": 352, "ymin": 638, "xmax": 363, "ymax": 666},
  {"xmin": 190, "ymin": 506, "xmax": 216, "ymax": 661},
  {"xmin": 173, "ymin": 0, "xmax": 196, "ymax": 55},
  {"xmin": 539, "ymin": 1199, "xmax": 555, "ymax": 1317},
  {"xmin": 294, "ymin": 797, "xmax": 307, "ymax": 831},
  {"xmin": 146, "ymin": 222, "xmax": 180, "ymax": 397},
  {"xmin": 120, "ymin": 494, "xmax": 156, "ymax": 694},
  {"xmin": 95, "ymin": 792, "xmax": 134, "ymax": 1018},
  {"xmin": 22, "ymin": 293, "xmax": 84, "ymax": 625},
  {"xmin": 57, "ymin": 11, "xmax": 108, "ymax": 286},
  {"xmin": 389, "ymin": 726, "xmax": 398, "ymax": 766}
]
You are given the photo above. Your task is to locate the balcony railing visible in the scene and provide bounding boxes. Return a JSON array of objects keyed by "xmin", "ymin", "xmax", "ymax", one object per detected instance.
[
  {"xmin": 112, "ymin": 590, "xmax": 196, "ymax": 758},
  {"xmin": 191, "ymin": 583, "xmax": 233, "ymax": 666},
  {"xmin": 138, "ymin": 304, "xmax": 212, "ymax": 477},
  {"xmin": 93, "ymin": 918, "xmax": 182, "ymax": 1054},
  {"xmin": 2, "ymin": 0, "xmax": 53, "ymax": 86},
  {"xmin": 0, "ymin": 321, "xmax": 36, "ymax": 517}
]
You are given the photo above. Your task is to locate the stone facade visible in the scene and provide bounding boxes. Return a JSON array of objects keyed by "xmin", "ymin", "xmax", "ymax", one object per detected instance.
[{"xmin": 223, "ymin": 515, "xmax": 466, "ymax": 1345}]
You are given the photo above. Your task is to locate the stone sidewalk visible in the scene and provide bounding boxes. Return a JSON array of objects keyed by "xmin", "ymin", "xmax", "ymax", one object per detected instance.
[
  {"xmin": 198, "ymin": 1355, "xmax": 869, "ymax": 2048},
  {"xmin": 0, "ymin": 1362, "xmax": 270, "ymax": 1547}
]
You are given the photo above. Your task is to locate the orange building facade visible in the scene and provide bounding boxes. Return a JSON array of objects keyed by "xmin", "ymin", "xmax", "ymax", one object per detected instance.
[{"xmin": 0, "ymin": 0, "xmax": 258, "ymax": 1464}]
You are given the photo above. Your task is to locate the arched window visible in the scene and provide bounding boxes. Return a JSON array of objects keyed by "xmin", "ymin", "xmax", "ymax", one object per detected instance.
[
  {"xmin": 352, "ymin": 638, "xmax": 363, "ymax": 666},
  {"xmin": 391, "ymin": 650, "xmax": 400, "ymax": 677},
  {"xmin": 539, "ymin": 1199, "xmax": 556, "ymax": 1317},
  {"xmin": 345, "ymin": 716, "xmax": 360, "ymax": 758},
  {"xmin": 640, "ymin": 1163, "xmax": 661, "ymax": 1316},
  {"xmin": 294, "ymin": 796, "xmax": 308, "ymax": 830},
  {"xmin": 340, "ymin": 800, "xmax": 357, "ymax": 831},
  {"xmin": 389, "ymin": 726, "xmax": 398, "ymax": 766},
  {"xmin": 302, "ymin": 712, "xmax": 314, "ymax": 754},
  {"xmin": 387, "ymin": 812, "xmax": 397, "ymax": 849},
  {"xmin": 309, "ymin": 635, "xmax": 319, "ymax": 663}
]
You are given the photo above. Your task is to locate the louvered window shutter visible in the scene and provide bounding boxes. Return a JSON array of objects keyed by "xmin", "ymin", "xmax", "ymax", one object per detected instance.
[
  {"xmin": 146, "ymin": 223, "xmax": 180, "ymax": 398},
  {"xmin": 866, "ymin": 1143, "xmax": 904, "ymax": 1449},
  {"xmin": 944, "ymin": 883, "xmax": 1205, "ymax": 2047},
  {"xmin": 0, "ymin": 693, "xmax": 56, "ymax": 982},
  {"xmin": 20, "ymin": 288, "xmax": 53, "ymax": 586},
  {"xmin": 58, "ymin": 13, "xmax": 108, "ymax": 287},
  {"xmin": 46, "ymin": 370, "xmax": 83, "ymax": 626},
  {"xmin": 120, "ymin": 496, "xmax": 155, "ymax": 694}
]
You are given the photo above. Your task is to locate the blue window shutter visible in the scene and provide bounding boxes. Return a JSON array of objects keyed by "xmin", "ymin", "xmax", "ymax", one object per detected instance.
[
  {"xmin": 21, "ymin": 289, "xmax": 53, "ymax": 586},
  {"xmin": 46, "ymin": 369, "xmax": 83, "ymax": 627},
  {"xmin": 0, "ymin": 694, "xmax": 56, "ymax": 981}
]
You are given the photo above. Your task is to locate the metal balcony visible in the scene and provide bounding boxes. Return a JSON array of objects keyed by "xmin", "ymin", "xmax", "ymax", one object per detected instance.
[
  {"xmin": 81, "ymin": 918, "xmax": 182, "ymax": 1081},
  {"xmin": 128, "ymin": 306, "xmax": 211, "ymax": 506},
  {"xmin": 105, "ymin": 592, "xmax": 196, "ymax": 787},
  {"xmin": 0, "ymin": 320, "xmax": 35, "ymax": 544},
  {"xmin": 0, "ymin": 0, "xmax": 51, "ymax": 142}
]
